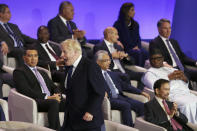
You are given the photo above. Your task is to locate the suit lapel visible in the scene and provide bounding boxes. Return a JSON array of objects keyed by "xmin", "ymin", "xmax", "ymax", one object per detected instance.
[
  {"xmin": 0, "ymin": 24, "xmax": 13, "ymax": 41},
  {"xmin": 56, "ymin": 15, "xmax": 71, "ymax": 33}
]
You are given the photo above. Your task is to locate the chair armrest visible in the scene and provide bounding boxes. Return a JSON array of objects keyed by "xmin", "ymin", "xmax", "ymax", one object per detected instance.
[
  {"xmin": 123, "ymin": 92, "xmax": 148, "ymax": 103},
  {"xmin": 144, "ymin": 87, "xmax": 155, "ymax": 100},
  {"xmin": 2, "ymin": 65, "xmax": 14, "ymax": 74},
  {"xmin": 8, "ymin": 89, "xmax": 38, "ymax": 123},
  {"xmin": 0, "ymin": 99, "xmax": 9, "ymax": 121},
  {"xmin": 102, "ymin": 97, "xmax": 111, "ymax": 120},
  {"xmin": 135, "ymin": 117, "xmax": 167, "ymax": 131},
  {"xmin": 105, "ymin": 120, "xmax": 139, "ymax": 131},
  {"xmin": 124, "ymin": 65, "xmax": 147, "ymax": 73},
  {"xmin": 190, "ymin": 90, "xmax": 197, "ymax": 96},
  {"xmin": 187, "ymin": 122, "xmax": 197, "ymax": 131}
]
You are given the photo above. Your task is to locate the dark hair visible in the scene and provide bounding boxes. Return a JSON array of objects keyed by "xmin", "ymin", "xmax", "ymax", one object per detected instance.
[
  {"xmin": 149, "ymin": 48, "xmax": 163, "ymax": 58},
  {"xmin": 157, "ymin": 18, "xmax": 171, "ymax": 28},
  {"xmin": 37, "ymin": 25, "xmax": 48, "ymax": 38},
  {"xmin": 118, "ymin": 2, "xmax": 134, "ymax": 22},
  {"xmin": 153, "ymin": 79, "xmax": 169, "ymax": 94},
  {"xmin": 23, "ymin": 45, "xmax": 38, "ymax": 56},
  {"xmin": 0, "ymin": 4, "xmax": 8, "ymax": 13},
  {"xmin": 59, "ymin": 1, "xmax": 72, "ymax": 14}
]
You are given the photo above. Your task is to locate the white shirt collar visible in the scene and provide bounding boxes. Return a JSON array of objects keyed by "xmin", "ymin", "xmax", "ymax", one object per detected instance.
[
  {"xmin": 73, "ymin": 54, "xmax": 82, "ymax": 68},
  {"xmin": 104, "ymin": 39, "xmax": 113, "ymax": 47},
  {"xmin": 155, "ymin": 96, "xmax": 164, "ymax": 103},
  {"xmin": 159, "ymin": 35, "xmax": 169, "ymax": 41},
  {"xmin": 59, "ymin": 15, "xmax": 68, "ymax": 25}
]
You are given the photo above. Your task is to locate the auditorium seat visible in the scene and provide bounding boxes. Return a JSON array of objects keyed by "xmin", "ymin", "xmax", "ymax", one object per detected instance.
[
  {"xmin": 135, "ymin": 116, "xmax": 197, "ymax": 131},
  {"xmin": 102, "ymin": 92, "xmax": 148, "ymax": 124},
  {"xmin": 8, "ymin": 89, "xmax": 65, "ymax": 127}
]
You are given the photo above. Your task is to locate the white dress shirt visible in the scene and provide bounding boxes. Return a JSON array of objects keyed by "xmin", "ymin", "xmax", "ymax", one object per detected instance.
[{"xmin": 41, "ymin": 42, "xmax": 57, "ymax": 62}]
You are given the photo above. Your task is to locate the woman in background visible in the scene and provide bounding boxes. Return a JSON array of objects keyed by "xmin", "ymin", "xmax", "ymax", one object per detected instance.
[{"xmin": 114, "ymin": 2, "xmax": 148, "ymax": 67}]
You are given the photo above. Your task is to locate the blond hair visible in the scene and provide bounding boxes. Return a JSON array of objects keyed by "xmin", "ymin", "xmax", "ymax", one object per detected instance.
[{"xmin": 61, "ymin": 39, "xmax": 82, "ymax": 54}]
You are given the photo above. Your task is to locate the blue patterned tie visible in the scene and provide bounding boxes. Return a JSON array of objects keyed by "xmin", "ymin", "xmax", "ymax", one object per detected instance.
[
  {"xmin": 104, "ymin": 71, "xmax": 118, "ymax": 98},
  {"xmin": 33, "ymin": 68, "xmax": 50, "ymax": 96},
  {"xmin": 3, "ymin": 23, "xmax": 23, "ymax": 48},
  {"xmin": 66, "ymin": 21, "xmax": 73, "ymax": 34},
  {"xmin": 166, "ymin": 40, "xmax": 184, "ymax": 71}
]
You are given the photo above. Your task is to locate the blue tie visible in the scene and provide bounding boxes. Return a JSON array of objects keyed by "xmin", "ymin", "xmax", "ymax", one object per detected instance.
[
  {"xmin": 3, "ymin": 23, "xmax": 23, "ymax": 48},
  {"xmin": 104, "ymin": 71, "xmax": 118, "ymax": 98},
  {"xmin": 166, "ymin": 40, "xmax": 184, "ymax": 71},
  {"xmin": 66, "ymin": 21, "xmax": 73, "ymax": 34},
  {"xmin": 66, "ymin": 66, "xmax": 73, "ymax": 89}
]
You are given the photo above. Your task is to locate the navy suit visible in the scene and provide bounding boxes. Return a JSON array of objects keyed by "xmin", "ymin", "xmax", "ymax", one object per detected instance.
[
  {"xmin": 144, "ymin": 97, "xmax": 193, "ymax": 131},
  {"xmin": 0, "ymin": 105, "xmax": 5, "ymax": 121},
  {"xmin": 93, "ymin": 41, "xmax": 144, "ymax": 89},
  {"xmin": 47, "ymin": 15, "xmax": 86, "ymax": 45},
  {"xmin": 60, "ymin": 57, "xmax": 105, "ymax": 131},
  {"xmin": 104, "ymin": 71, "xmax": 144, "ymax": 127},
  {"xmin": 113, "ymin": 19, "xmax": 148, "ymax": 67},
  {"xmin": 149, "ymin": 36, "xmax": 197, "ymax": 82},
  {"xmin": 0, "ymin": 23, "xmax": 36, "ymax": 66}
]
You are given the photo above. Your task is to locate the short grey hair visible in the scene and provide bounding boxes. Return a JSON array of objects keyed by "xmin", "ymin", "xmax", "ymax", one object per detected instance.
[
  {"xmin": 95, "ymin": 50, "xmax": 109, "ymax": 61},
  {"xmin": 61, "ymin": 39, "xmax": 82, "ymax": 54}
]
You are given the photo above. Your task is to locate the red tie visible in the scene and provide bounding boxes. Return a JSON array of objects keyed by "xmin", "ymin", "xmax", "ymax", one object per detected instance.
[
  {"xmin": 45, "ymin": 44, "xmax": 59, "ymax": 60},
  {"xmin": 162, "ymin": 100, "xmax": 182, "ymax": 131}
]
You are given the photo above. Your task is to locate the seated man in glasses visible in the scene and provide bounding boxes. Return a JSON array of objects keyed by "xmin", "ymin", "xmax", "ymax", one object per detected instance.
[{"xmin": 142, "ymin": 48, "xmax": 197, "ymax": 124}]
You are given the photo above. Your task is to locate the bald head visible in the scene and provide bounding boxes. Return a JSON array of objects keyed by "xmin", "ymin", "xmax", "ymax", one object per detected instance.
[{"xmin": 103, "ymin": 27, "xmax": 119, "ymax": 43}]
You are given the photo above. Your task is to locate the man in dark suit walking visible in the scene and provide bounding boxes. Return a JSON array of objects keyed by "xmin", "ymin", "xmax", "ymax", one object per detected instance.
[
  {"xmin": 95, "ymin": 50, "xmax": 150, "ymax": 127},
  {"xmin": 144, "ymin": 79, "xmax": 193, "ymax": 131},
  {"xmin": 93, "ymin": 27, "xmax": 146, "ymax": 90},
  {"xmin": 13, "ymin": 47, "xmax": 65, "ymax": 130},
  {"xmin": 149, "ymin": 18, "xmax": 197, "ymax": 83},
  {"xmin": 60, "ymin": 39, "xmax": 105, "ymax": 131},
  {"xmin": 47, "ymin": 1, "xmax": 86, "ymax": 45},
  {"xmin": 0, "ymin": 4, "xmax": 36, "ymax": 67}
]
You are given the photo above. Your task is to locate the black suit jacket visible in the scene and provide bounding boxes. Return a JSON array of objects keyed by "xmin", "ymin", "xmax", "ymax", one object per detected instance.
[
  {"xmin": 13, "ymin": 64, "xmax": 59, "ymax": 100},
  {"xmin": 149, "ymin": 36, "xmax": 196, "ymax": 66},
  {"xmin": 105, "ymin": 71, "xmax": 142, "ymax": 99},
  {"xmin": 47, "ymin": 15, "xmax": 86, "ymax": 45},
  {"xmin": 35, "ymin": 41, "xmax": 61, "ymax": 71},
  {"xmin": 0, "ymin": 23, "xmax": 36, "ymax": 51},
  {"xmin": 60, "ymin": 57, "xmax": 105, "ymax": 130},
  {"xmin": 144, "ymin": 97, "xmax": 192, "ymax": 131},
  {"xmin": 93, "ymin": 40, "xmax": 134, "ymax": 71}
]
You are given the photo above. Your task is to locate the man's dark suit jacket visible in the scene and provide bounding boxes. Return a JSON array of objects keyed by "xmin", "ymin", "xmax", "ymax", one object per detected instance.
[
  {"xmin": 105, "ymin": 71, "xmax": 142, "ymax": 99},
  {"xmin": 144, "ymin": 97, "xmax": 192, "ymax": 131},
  {"xmin": 59, "ymin": 57, "xmax": 105, "ymax": 130},
  {"xmin": 13, "ymin": 64, "xmax": 59, "ymax": 100},
  {"xmin": 47, "ymin": 15, "xmax": 86, "ymax": 45},
  {"xmin": 93, "ymin": 40, "xmax": 134, "ymax": 71},
  {"xmin": 0, "ymin": 23, "xmax": 36, "ymax": 51},
  {"xmin": 35, "ymin": 41, "xmax": 61, "ymax": 71},
  {"xmin": 149, "ymin": 36, "xmax": 196, "ymax": 66}
]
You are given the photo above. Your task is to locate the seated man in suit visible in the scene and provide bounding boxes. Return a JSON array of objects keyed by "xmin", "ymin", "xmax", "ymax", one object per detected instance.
[
  {"xmin": 48, "ymin": 1, "xmax": 86, "ymax": 46},
  {"xmin": 0, "ymin": 58, "xmax": 14, "ymax": 98},
  {"xmin": 35, "ymin": 25, "xmax": 65, "ymax": 81},
  {"xmin": 95, "ymin": 50, "xmax": 150, "ymax": 127},
  {"xmin": 0, "ymin": 4, "xmax": 36, "ymax": 67},
  {"xmin": 142, "ymin": 48, "xmax": 197, "ymax": 124},
  {"xmin": 13, "ymin": 47, "xmax": 65, "ymax": 130},
  {"xmin": 144, "ymin": 79, "xmax": 193, "ymax": 131},
  {"xmin": 59, "ymin": 39, "xmax": 105, "ymax": 131},
  {"xmin": 149, "ymin": 18, "xmax": 197, "ymax": 83},
  {"xmin": 94, "ymin": 27, "xmax": 145, "ymax": 90}
]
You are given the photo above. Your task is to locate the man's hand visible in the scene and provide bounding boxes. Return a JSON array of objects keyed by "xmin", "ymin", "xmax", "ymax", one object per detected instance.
[
  {"xmin": 141, "ymin": 92, "xmax": 150, "ymax": 100},
  {"xmin": 169, "ymin": 102, "xmax": 178, "ymax": 118},
  {"xmin": 83, "ymin": 112, "xmax": 93, "ymax": 121},
  {"xmin": 56, "ymin": 58, "xmax": 65, "ymax": 66},
  {"xmin": 116, "ymin": 41, "xmax": 124, "ymax": 49},
  {"xmin": 111, "ymin": 51, "xmax": 119, "ymax": 59},
  {"xmin": 73, "ymin": 29, "xmax": 86, "ymax": 39},
  {"xmin": 105, "ymin": 92, "xmax": 108, "ymax": 98},
  {"xmin": 47, "ymin": 93, "xmax": 61, "ymax": 102},
  {"xmin": 118, "ymin": 51, "xmax": 128, "ymax": 59},
  {"xmin": 163, "ymin": 62, "xmax": 173, "ymax": 68},
  {"xmin": 1, "ymin": 42, "xmax": 9, "ymax": 55}
]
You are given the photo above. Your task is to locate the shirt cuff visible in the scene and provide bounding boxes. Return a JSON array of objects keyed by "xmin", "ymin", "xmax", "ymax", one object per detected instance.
[
  {"xmin": 44, "ymin": 95, "xmax": 48, "ymax": 99},
  {"xmin": 196, "ymin": 62, "xmax": 197, "ymax": 66}
]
